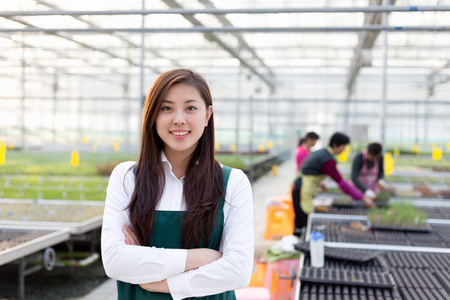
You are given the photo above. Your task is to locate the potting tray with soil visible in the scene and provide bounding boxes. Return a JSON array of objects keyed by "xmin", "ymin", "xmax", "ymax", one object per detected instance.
[
  {"xmin": 294, "ymin": 242, "xmax": 379, "ymax": 263},
  {"xmin": 0, "ymin": 200, "xmax": 104, "ymax": 223},
  {"xmin": 300, "ymin": 267, "xmax": 395, "ymax": 288},
  {"xmin": 300, "ymin": 283, "xmax": 401, "ymax": 300}
]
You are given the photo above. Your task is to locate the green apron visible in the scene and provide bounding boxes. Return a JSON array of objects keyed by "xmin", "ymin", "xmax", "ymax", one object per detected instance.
[{"xmin": 117, "ymin": 166, "xmax": 236, "ymax": 300}]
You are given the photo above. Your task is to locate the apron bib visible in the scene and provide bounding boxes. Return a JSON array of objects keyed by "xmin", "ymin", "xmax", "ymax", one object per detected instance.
[
  {"xmin": 357, "ymin": 151, "xmax": 380, "ymax": 193},
  {"xmin": 117, "ymin": 166, "xmax": 236, "ymax": 300}
]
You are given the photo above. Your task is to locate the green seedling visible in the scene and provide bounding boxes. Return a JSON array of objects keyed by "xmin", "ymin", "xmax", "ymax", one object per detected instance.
[{"xmin": 368, "ymin": 202, "xmax": 428, "ymax": 229}]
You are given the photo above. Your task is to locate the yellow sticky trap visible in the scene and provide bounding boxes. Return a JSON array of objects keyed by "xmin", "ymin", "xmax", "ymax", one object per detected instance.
[
  {"xmin": 337, "ymin": 151, "xmax": 348, "ymax": 163},
  {"xmin": 384, "ymin": 152, "xmax": 395, "ymax": 176},
  {"xmin": 267, "ymin": 141, "xmax": 274, "ymax": 149},
  {"xmin": 113, "ymin": 141, "xmax": 120, "ymax": 152},
  {"xmin": 230, "ymin": 144, "xmax": 237, "ymax": 153},
  {"xmin": 258, "ymin": 144, "xmax": 265, "ymax": 152},
  {"xmin": 214, "ymin": 142, "xmax": 221, "ymax": 151},
  {"xmin": 394, "ymin": 148, "xmax": 400, "ymax": 158},
  {"xmin": 432, "ymin": 148, "xmax": 442, "ymax": 161},
  {"xmin": 447, "ymin": 143, "xmax": 450, "ymax": 151},
  {"xmin": 71, "ymin": 151, "xmax": 79, "ymax": 167},
  {"xmin": 8, "ymin": 143, "xmax": 13, "ymax": 149},
  {"xmin": 271, "ymin": 165, "xmax": 278, "ymax": 176},
  {"xmin": 82, "ymin": 136, "xmax": 88, "ymax": 144},
  {"xmin": 412, "ymin": 145, "xmax": 419, "ymax": 154},
  {"xmin": 0, "ymin": 142, "xmax": 6, "ymax": 165}
]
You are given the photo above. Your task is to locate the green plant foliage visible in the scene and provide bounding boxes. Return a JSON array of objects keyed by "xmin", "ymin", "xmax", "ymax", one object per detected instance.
[
  {"xmin": 368, "ymin": 202, "xmax": 428, "ymax": 228},
  {"xmin": 376, "ymin": 191, "xmax": 391, "ymax": 202}
]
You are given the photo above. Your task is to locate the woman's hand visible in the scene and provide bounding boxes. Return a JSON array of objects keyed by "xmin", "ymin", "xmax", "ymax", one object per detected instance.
[
  {"xmin": 318, "ymin": 182, "xmax": 328, "ymax": 193},
  {"xmin": 362, "ymin": 195, "xmax": 375, "ymax": 208},
  {"xmin": 122, "ymin": 224, "xmax": 139, "ymax": 245}
]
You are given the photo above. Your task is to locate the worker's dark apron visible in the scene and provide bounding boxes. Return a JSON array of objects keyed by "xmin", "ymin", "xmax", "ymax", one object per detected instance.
[{"xmin": 117, "ymin": 166, "xmax": 236, "ymax": 300}]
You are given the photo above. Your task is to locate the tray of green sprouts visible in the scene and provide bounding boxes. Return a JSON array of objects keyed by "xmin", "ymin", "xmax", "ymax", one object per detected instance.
[
  {"xmin": 373, "ymin": 191, "xmax": 391, "ymax": 207},
  {"xmin": 368, "ymin": 202, "xmax": 430, "ymax": 232}
]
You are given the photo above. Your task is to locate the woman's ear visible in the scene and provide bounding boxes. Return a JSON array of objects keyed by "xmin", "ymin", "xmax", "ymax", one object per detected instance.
[{"xmin": 205, "ymin": 105, "xmax": 213, "ymax": 127}]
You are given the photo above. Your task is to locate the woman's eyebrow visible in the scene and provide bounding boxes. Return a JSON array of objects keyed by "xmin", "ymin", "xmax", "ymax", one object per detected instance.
[{"xmin": 162, "ymin": 99, "xmax": 200, "ymax": 103}]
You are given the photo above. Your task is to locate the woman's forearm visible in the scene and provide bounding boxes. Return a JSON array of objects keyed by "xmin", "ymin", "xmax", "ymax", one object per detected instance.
[{"xmin": 139, "ymin": 280, "xmax": 169, "ymax": 293}]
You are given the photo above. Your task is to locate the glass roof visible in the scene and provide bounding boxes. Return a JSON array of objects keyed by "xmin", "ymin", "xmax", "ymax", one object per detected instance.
[{"xmin": 0, "ymin": 0, "xmax": 449, "ymax": 148}]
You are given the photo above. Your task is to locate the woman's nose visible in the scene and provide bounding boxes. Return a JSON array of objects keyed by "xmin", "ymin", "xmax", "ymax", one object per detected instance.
[{"xmin": 173, "ymin": 110, "xmax": 186, "ymax": 125}]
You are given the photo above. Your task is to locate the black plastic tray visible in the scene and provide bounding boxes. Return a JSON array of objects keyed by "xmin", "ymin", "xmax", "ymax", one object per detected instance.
[
  {"xmin": 300, "ymin": 283, "xmax": 401, "ymax": 300},
  {"xmin": 295, "ymin": 242, "xmax": 379, "ymax": 262},
  {"xmin": 300, "ymin": 268, "xmax": 395, "ymax": 289},
  {"xmin": 399, "ymin": 288, "xmax": 449, "ymax": 300},
  {"xmin": 333, "ymin": 199, "xmax": 390, "ymax": 208},
  {"xmin": 370, "ymin": 223, "xmax": 431, "ymax": 232}
]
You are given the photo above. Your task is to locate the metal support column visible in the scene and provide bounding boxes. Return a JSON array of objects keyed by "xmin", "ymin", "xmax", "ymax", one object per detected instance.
[
  {"xmin": 139, "ymin": 0, "xmax": 146, "ymax": 140},
  {"xmin": 379, "ymin": 0, "xmax": 389, "ymax": 149},
  {"xmin": 249, "ymin": 95, "xmax": 254, "ymax": 184},
  {"xmin": 235, "ymin": 67, "xmax": 242, "ymax": 154},
  {"xmin": 20, "ymin": 36, "xmax": 26, "ymax": 149}
]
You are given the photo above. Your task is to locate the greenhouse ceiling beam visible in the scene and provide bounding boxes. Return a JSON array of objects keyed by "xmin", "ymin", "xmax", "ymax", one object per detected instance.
[
  {"xmin": 346, "ymin": 0, "xmax": 396, "ymax": 97},
  {"xmin": 2, "ymin": 25, "xmax": 449, "ymax": 33},
  {"xmin": 34, "ymin": 0, "xmax": 178, "ymax": 70},
  {"xmin": 161, "ymin": 0, "xmax": 275, "ymax": 91},
  {"xmin": 198, "ymin": 0, "xmax": 275, "ymax": 79},
  {"xmin": 2, "ymin": 16, "xmax": 161, "ymax": 74},
  {"xmin": 1, "ymin": 6, "xmax": 450, "ymax": 17}
]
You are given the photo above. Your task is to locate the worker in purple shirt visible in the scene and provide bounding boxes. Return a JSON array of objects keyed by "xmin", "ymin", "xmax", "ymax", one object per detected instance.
[{"xmin": 291, "ymin": 132, "xmax": 375, "ymax": 237}]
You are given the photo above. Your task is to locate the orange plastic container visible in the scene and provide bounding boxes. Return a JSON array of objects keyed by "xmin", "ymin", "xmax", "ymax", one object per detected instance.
[
  {"xmin": 263, "ymin": 196, "xmax": 294, "ymax": 240},
  {"xmin": 248, "ymin": 261, "xmax": 267, "ymax": 287},
  {"xmin": 264, "ymin": 259, "xmax": 299, "ymax": 300}
]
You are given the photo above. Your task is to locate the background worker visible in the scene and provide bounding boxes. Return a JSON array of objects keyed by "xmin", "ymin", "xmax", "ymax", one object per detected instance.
[
  {"xmin": 291, "ymin": 132, "xmax": 375, "ymax": 237},
  {"xmin": 351, "ymin": 142, "xmax": 385, "ymax": 199},
  {"xmin": 295, "ymin": 132, "xmax": 320, "ymax": 171}
]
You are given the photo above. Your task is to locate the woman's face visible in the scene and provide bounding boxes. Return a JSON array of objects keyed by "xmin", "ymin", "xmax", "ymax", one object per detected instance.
[
  {"xmin": 306, "ymin": 138, "xmax": 317, "ymax": 148},
  {"xmin": 332, "ymin": 144, "xmax": 346, "ymax": 155},
  {"xmin": 156, "ymin": 83, "xmax": 212, "ymax": 159}
]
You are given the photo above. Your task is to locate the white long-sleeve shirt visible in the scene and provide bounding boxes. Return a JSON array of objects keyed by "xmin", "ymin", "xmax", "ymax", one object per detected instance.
[{"xmin": 101, "ymin": 152, "xmax": 254, "ymax": 300}]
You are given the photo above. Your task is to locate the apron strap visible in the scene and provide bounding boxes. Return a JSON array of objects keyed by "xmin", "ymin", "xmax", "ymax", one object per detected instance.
[{"xmin": 222, "ymin": 165, "xmax": 232, "ymax": 191}]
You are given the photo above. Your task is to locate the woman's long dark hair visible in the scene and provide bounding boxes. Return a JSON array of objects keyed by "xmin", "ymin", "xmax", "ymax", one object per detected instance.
[{"xmin": 128, "ymin": 69, "xmax": 224, "ymax": 248}]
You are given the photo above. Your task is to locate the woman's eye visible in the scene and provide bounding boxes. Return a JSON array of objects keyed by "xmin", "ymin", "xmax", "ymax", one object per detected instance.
[
  {"xmin": 187, "ymin": 106, "xmax": 197, "ymax": 111},
  {"xmin": 161, "ymin": 106, "xmax": 172, "ymax": 111}
]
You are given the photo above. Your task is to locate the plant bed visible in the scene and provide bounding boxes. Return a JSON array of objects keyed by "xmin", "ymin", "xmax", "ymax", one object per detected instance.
[{"xmin": 368, "ymin": 203, "xmax": 429, "ymax": 232}]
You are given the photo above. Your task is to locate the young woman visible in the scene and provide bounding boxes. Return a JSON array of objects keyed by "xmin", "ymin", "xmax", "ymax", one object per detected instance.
[
  {"xmin": 351, "ymin": 142, "xmax": 385, "ymax": 199},
  {"xmin": 291, "ymin": 132, "xmax": 374, "ymax": 237},
  {"xmin": 295, "ymin": 132, "xmax": 320, "ymax": 171},
  {"xmin": 101, "ymin": 69, "xmax": 254, "ymax": 300}
]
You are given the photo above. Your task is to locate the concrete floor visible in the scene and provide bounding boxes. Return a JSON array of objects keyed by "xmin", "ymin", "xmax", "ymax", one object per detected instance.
[{"xmin": 75, "ymin": 158, "xmax": 296, "ymax": 300}]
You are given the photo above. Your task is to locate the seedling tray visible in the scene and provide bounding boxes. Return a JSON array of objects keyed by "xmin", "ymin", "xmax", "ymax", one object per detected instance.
[
  {"xmin": 434, "ymin": 270, "xmax": 450, "ymax": 293},
  {"xmin": 332, "ymin": 199, "xmax": 389, "ymax": 208},
  {"xmin": 385, "ymin": 252, "xmax": 450, "ymax": 270},
  {"xmin": 295, "ymin": 242, "xmax": 379, "ymax": 262},
  {"xmin": 300, "ymin": 267, "xmax": 395, "ymax": 289},
  {"xmin": 399, "ymin": 288, "xmax": 449, "ymax": 300},
  {"xmin": 303, "ymin": 256, "xmax": 388, "ymax": 273},
  {"xmin": 300, "ymin": 283, "xmax": 401, "ymax": 299},
  {"xmin": 370, "ymin": 223, "xmax": 431, "ymax": 232}
]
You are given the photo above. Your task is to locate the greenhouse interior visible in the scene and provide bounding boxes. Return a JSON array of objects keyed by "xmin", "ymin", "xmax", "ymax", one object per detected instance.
[{"xmin": 0, "ymin": 0, "xmax": 449, "ymax": 299}]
